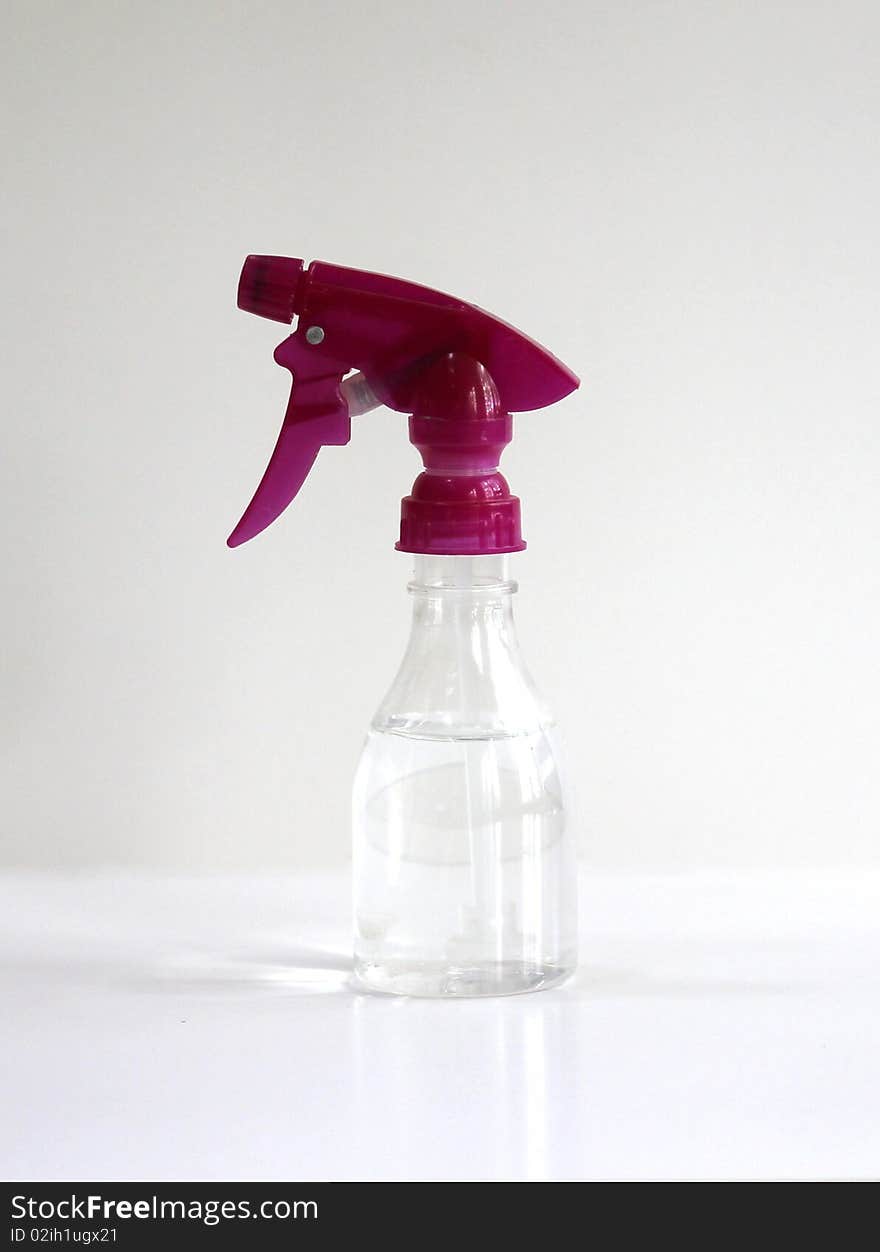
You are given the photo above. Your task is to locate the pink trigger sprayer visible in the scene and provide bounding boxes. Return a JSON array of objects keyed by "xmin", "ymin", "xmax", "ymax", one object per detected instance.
[{"xmin": 231, "ymin": 256, "xmax": 580, "ymax": 997}]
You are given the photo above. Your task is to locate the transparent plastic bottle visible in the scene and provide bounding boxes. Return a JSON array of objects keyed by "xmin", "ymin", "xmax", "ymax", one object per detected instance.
[{"xmin": 353, "ymin": 554, "xmax": 577, "ymax": 997}]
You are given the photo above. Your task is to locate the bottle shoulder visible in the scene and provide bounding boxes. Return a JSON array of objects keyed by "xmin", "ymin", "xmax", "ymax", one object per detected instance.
[{"xmin": 371, "ymin": 629, "xmax": 555, "ymax": 740}]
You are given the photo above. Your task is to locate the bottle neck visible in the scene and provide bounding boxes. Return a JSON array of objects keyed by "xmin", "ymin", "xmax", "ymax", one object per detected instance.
[
  {"xmin": 372, "ymin": 554, "xmax": 550, "ymax": 739},
  {"xmin": 410, "ymin": 553, "xmax": 515, "ymax": 595},
  {"xmin": 407, "ymin": 554, "xmax": 517, "ymax": 642}
]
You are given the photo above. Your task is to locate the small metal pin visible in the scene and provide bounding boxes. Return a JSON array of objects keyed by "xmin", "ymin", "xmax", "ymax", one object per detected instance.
[{"xmin": 305, "ymin": 325, "xmax": 325, "ymax": 345}]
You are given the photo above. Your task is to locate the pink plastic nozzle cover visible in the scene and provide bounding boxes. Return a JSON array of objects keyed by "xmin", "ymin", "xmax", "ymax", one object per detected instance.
[{"xmin": 229, "ymin": 256, "xmax": 580, "ymax": 553}]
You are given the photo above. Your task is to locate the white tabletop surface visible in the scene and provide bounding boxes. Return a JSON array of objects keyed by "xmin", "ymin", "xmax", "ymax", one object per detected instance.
[{"xmin": 2, "ymin": 870, "xmax": 878, "ymax": 1181}]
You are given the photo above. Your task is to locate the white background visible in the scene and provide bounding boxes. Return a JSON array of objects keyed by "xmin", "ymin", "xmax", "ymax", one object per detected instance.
[{"xmin": 3, "ymin": 0, "xmax": 879, "ymax": 873}]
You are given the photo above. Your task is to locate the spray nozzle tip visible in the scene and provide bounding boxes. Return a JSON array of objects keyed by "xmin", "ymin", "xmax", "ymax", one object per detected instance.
[{"xmin": 237, "ymin": 255, "xmax": 306, "ymax": 324}]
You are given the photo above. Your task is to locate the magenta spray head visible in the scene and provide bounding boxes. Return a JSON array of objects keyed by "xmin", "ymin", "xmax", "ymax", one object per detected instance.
[{"xmin": 229, "ymin": 257, "xmax": 579, "ymax": 553}]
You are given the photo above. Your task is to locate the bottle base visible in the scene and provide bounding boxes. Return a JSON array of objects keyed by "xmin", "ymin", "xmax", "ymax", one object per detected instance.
[{"xmin": 353, "ymin": 956, "xmax": 576, "ymax": 999}]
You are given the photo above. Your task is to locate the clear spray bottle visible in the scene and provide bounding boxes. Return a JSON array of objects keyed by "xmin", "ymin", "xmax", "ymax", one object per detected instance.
[{"xmin": 229, "ymin": 257, "xmax": 580, "ymax": 997}]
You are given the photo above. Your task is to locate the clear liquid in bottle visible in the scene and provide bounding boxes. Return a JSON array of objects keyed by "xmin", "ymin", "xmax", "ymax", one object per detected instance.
[{"xmin": 352, "ymin": 556, "xmax": 577, "ymax": 997}]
